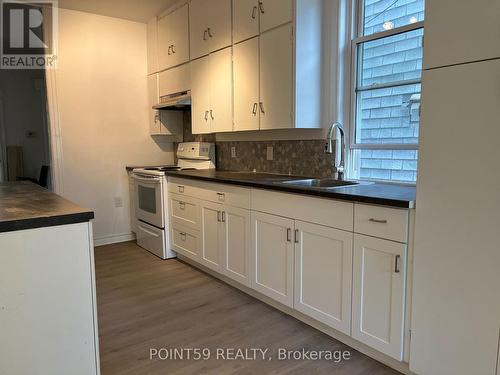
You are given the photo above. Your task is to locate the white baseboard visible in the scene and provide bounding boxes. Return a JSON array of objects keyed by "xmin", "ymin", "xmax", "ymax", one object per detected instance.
[{"xmin": 94, "ymin": 232, "xmax": 136, "ymax": 247}]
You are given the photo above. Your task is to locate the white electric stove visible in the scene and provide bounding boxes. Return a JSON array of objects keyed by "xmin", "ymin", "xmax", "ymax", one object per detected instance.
[{"xmin": 132, "ymin": 142, "xmax": 215, "ymax": 259}]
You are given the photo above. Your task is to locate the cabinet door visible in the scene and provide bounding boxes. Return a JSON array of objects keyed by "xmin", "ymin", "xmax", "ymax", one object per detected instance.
[
  {"xmin": 233, "ymin": 37, "xmax": 260, "ymax": 131},
  {"xmin": 233, "ymin": 0, "xmax": 259, "ymax": 44},
  {"xmin": 207, "ymin": 0, "xmax": 232, "ymax": 53},
  {"xmin": 146, "ymin": 17, "xmax": 158, "ymax": 74},
  {"xmin": 259, "ymin": 24, "xmax": 292, "ymax": 129},
  {"xmin": 190, "ymin": 0, "xmax": 212, "ymax": 59},
  {"xmin": 251, "ymin": 211, "xmax": 294, "ymax": 307},
  {"xmin": 221, "ymin": 206, "xmax": 251, "ymax": 286},
  {"xmin": 159, "ymin": 63, "xmax": 191, "ymax": 97},
  {"xmin": 209, "ymin": 47, "xmax": 233, "ymax": 133},
  {"xmin": 147, "ymin": 74, "xmax": 160, "ymax": 135},
  {"xmin": 190, "ymin": 56, "xmax": 212, "ymax": 134},
  {"xmin": 423, "ymin": 0, "xmax": 500, "ymax": 69},
  {"xmin": 259, "ymin": 0, "xmax": 293, "ymax": 33},
  {"xmin": 294, "ymin": 221, "xmax": 353, "ymax": 335},
  {"xmin": 200, "ymin": 201, "xmax": 223, "ymax": 272},
  {"xmin": 352, "ymin": 234, "xmax": 406, "ymax": 361},
  {"xmin": 167, "ymin": 4, "xmax": 190, "ymax": 68}
]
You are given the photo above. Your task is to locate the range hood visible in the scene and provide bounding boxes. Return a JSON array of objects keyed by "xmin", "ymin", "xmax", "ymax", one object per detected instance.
[{"xmin": 153, "ymin": 90, "xmax": 191, "ymax": 110}]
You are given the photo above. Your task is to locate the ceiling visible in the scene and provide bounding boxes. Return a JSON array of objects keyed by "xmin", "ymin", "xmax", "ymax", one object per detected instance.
[{"xmin": 58, "ymin": 0, "xmax": 179, "ymax": 23}]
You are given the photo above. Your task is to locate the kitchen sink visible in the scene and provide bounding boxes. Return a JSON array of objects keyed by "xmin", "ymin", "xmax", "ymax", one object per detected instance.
[{"xmin": 280, "ymin": 178, "xmax": 365, "ymax": 189}]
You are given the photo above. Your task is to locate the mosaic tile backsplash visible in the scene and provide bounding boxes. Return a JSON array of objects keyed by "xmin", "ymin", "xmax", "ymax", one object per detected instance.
[{"xmin": 180, "ymin": 112, "xmax": 335, "ymax": 177}]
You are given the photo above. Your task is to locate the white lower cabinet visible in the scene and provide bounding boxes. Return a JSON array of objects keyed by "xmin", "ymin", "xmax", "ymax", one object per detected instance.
[
  {"xmin": 200, "ymin": 200, "xmax": 224, "ymax": 272},
  {"xmin": 294, "ymin": 221, "xmax": 353, "ymax": 335},
  {"xmin": 221, "ymin": 205, "xmax": 251, "ymax": 287},
  {"xmin": 251, "ymin": 211, "xmax": 294, "ymax": 307},
  {"xmin": 352, "ymin": 234, "xmax": 407, "ymax": 361}
]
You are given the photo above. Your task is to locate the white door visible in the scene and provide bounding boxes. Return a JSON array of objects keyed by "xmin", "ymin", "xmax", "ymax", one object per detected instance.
[
  {"xmin": 259, "ymin": 24, "xmax": 292, "ymax": 129},
  {"xmin": 200, "ymin": 200, "xmax": 223, "ymax": 272},
  {"xmin": 221, "ymin": 206, "xmax": 251, "ymax": 286},
  {"xmin": 423, "ymin": 0, "xmax": 500, "ymax": 69},
  {"xmin": 209, "ymin": 47, "xmax": 233, "ymax": 133},
  {"xmin": 352, "ymin": 234, "xmax": 406, "ymax": 361},
  {"xmin": 167, "ymin": 4, "xmax": 189, "ymax": 68},
  {"xmin": 206, "ymin": 0, "xmax": 232, "ymax": 53},
  {"xmin": 294, "ymin": 221, "xmax": 353, "ymax": 335},
  {"xmin": 146, "ymin": 17, "xmax": 158, "ymax": 74},
  {"xmin": 189, "ymin": 0, "xmax": 211, "ymax": 59},
  {"xmin": 258, "ymin": 0, "xmax": 293, "ymax": 33},
  {"xmin": 233, "ymin": 0, "xmax": 259, "ymax": 44},
  {"xmin": 233, "ymin": 37, "xmax": 260, "ymax": 131},
  {"xmin": 251, "ymin": 211, "xmax": 294, "ymax": 307},
  {"xmin": 190, "ymin": 56, "xmax": 212, "ymax": 134},
  {"xmin": 147, "ymin": 74, "xmax": 160, "ymax": 135}
]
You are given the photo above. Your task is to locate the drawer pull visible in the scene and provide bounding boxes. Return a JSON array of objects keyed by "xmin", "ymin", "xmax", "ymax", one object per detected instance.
[
  {"xmin": 369, "ymin": 218, "xmax": 388, "ymax": 224},
  {"xmin": 286, "ymin": 228, "xmax": 292, "ymax": 242},
  {"xmin": 221, "ymin": 211, "xmax": 226, "ymax": 223},
  {"xmin": 395, "ymin": 254, "xmax": 401, "ymax": 273},
  {"xmin": 179, "ymin": 201, "xmax": 185, "ymax": 209},
  {"xmin": 294, "ymin": 229, "xmax": 299, "ymax": 243},
  {"xmin": 217, "ymin": 211, "xmax": 221, "ymax": 222},
  {"xmin": 179, "ymin": 232, "xmax": 187, "ymax": 240},
  {"xmin": 178, "ymin": 185, "xmax": 184, "ymax": 193},
  {"xmin": 216, "ymin": 192, "xmax": 225, "ymax": 201}
]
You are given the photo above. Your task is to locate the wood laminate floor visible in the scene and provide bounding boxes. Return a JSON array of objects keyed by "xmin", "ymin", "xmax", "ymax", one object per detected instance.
[{"xmin": 95, "ymin": 242, "xmax": 401, "ymax": 375}]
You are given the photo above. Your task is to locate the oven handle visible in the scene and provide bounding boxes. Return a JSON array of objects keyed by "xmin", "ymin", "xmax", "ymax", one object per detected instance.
[{"xmin": 132, "ymin": 174, "xmax": 162, "ymax": 183}]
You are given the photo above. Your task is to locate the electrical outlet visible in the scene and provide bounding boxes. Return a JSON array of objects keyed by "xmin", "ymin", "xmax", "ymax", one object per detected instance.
[
  {"xmin": 266, "ymin": 146, "xmax": 273, "ymax": 161},
  {"xmin": 114, "ymin": 197, "xmax": 123, "ymax": 208},
  {"xmin": 231, "ymin": 146, "xmax": 237, "ymax": 158}
]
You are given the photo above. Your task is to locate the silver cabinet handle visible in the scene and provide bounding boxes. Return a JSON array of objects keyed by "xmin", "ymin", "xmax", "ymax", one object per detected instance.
[
  {"xmin": 259, "ymin": 1, "xmax": 265, "ymax": 13},
  {"xmin": 203, "ymin": 29, "xmax": 208, "ymax": 40},
  {"xmin": 180, "ymin": 232, "xmax": 186, "ymax": 240},
  {"xmin": 286, "ymin": 228, "xmax": 292, "ymax": 242},
  {"xmin": 216, "ymin": 192, "xmax": 225, "ymax": 201},
  {"xmin": 369, "ymin": 218, "xmax": 388, "ymax": 224},
  {"xmin": 252, "ymin": 102, "xmax": 258, "ymax": 115},
  {"xmin": 171, "ymin": 44, "xmax": 176, "ymax": 54},
  {"xmin": 252, "ymin": 5, "xmax": 257, "ymax": 19},
  {"xmin": 179, "ymin": 201, "xmax": 185, "ymax": 209},
  {"xmin": 259, "ymin": 102, "xmax": 265, "ymax": 114},
  {"xmin": 217, "ymin": 211, "xmax": 221, "ymax": 222},
  {"xmin": 167, "ymin": 45, "xmax": 172, "ymax": 55},
  {"xmin": 178, "ymin": 185, "xmax": 184, "ymax": 193},
  {"xmin": 210, "ymin": 109, "xmax": 214, "ymax": 120},
  {"xmin": 207, "ymin": 27, "xmax": 213, "ymax": 38},
  {"xmin": 221, "ymin": 211, "xmax": 226, "ymax": 222},
  {"xmin": 294, "ymin": 229, "xmax": 299, "ymax": 243},
  {"xmin": 395, "ymin": 254, "xmax": 401, "ymax": 273},
  {"xmin": 205, "ymin": 110, "xmax": 209, "ymax": 121}
]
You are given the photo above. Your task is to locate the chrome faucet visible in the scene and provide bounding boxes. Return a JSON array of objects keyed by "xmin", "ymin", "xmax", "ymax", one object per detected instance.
[{"xmin": 325, "ymin": 122, "xmax": 345, "ymax": 180}]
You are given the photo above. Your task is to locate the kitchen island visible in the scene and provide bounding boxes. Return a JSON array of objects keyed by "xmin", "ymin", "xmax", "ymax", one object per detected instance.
[{"xmin": 0, "ymin": 182, "xmax": 100, "ymax": 375}]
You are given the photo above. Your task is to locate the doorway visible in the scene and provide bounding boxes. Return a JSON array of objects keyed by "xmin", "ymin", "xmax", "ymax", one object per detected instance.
[{"xmin": 0, "ymin": 69, "xmax": 51, "ymax": 188}]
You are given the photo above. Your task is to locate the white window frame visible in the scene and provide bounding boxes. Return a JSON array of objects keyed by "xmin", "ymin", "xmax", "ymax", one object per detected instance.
[{"xmin": 346, "ymin": 0, "xmax": 424, "ymax": 181}]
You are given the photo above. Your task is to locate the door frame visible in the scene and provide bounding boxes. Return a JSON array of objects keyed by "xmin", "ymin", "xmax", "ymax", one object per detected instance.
[{"xmin": 44, "ymin": 68, "xmax": 64, "ymax": 195}]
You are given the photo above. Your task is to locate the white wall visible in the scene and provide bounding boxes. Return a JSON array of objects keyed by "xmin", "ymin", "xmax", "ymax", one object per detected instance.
[{"xmin": 52, "ymin": 9, "xmax": 175, "ymax": 244}]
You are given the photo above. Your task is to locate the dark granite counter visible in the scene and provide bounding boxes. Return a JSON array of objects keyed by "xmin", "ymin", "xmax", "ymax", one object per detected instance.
[
  {"xmin": 166, "ymin": 170, "xmax": 416, "ymax": 208},
  {"xmin": 0, "ymin": 182, "xmax": 94, "ymax": 233}
]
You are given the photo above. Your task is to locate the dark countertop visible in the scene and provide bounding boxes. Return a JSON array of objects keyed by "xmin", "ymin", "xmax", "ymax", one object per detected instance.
[
  {"xmin": 0, "ymin": 182, "xmax": 94, "ymax": 233},
  {"xmin": 165, "ymin": 170, "xmax": 416, "ymax": 208}
]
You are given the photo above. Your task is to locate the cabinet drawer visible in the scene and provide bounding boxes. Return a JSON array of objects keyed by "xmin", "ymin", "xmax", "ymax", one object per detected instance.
[
  {"xmin": 168, "ymin": 177, "xmax": 251, "ymax": 209},
  {"xmin": 169, "ymin": 193, "xmax": 200, "ymax": 230},
  {"xmin": 354, "ymin": 204, "xmax": 408, "ymax": 243},
  {"xmin": 171, "ymin": 224, "xmax": 200, "ymax": 260}
]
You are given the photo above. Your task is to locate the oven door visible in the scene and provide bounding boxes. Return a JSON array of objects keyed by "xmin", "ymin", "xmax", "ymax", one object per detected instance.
[{"xmin": 133, "ymin": 173, "xmax": 164, "ymax": 228}]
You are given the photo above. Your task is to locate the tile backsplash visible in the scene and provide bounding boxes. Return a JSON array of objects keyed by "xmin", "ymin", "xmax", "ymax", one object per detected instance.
[{"xmin": 181, "ymin": 112, "xmax": 335, "ymax": 177}]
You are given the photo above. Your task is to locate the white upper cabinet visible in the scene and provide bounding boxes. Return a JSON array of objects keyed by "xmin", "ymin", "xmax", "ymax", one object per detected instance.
[
  {"xmin": 146, "ymin": 17, "xmax": 159, "ymax": 74},
  {"xmin": 191, "ymin": 47, "xmax": 233, "ymax": 134},
  {"xmin": 259, "ymin": 0, "xmax": 293, "ymax": 32},
  {"xmin": 158, "ymin": 4, "xmax": 189, "ymax": 70},
  {"xmin": 158, "ymin": 63, "xmax": 191, "ymax": 97},
  {"xmin": 251, "ymin": 211, "xmax": 294, "ymax": 307},
  {"xmin": 259, "ymin": 24, "xmax": 292, "ymax": 129},
  {"xmin": 423, "ymin": 0, "xmax": 500, "ymax": 69},
  {"xmin": 233, "ymin": 37, "xmax": 260, "ymax": 131},
  {"xmin": 294, "ymin": 221, "xmax": 353, "ymax": 335},
  {"xmin": 190, "ymin": 0, "xmax": 232, "ymax": 60},
  {"xmin": 147, "ymin": 74, "xmax": 183, "ymax": 137},
  {"xmin": 352, "ymin": 234, "xmax": 407, "ymax": 361},
  {"xmin": 232, "ymin": 0, "xmax": 259, "ymax": 44}
]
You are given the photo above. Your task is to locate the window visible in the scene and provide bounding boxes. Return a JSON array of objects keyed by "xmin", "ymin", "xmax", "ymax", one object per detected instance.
[{"xmin": 349, "ymin": 0, "xmax": 424, "ymax": 183}]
